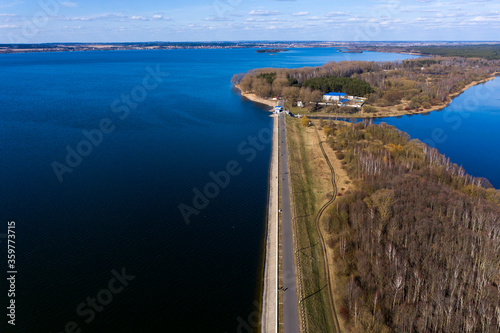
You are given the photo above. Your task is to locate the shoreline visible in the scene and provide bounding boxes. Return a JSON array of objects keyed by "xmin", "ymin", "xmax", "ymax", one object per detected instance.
[
  {"xmin": 366, "ymin": 73, "xmax": 500, "ymax": 118},
  {"xmin": 234, "ymin": 83, "xmax": 279, "ymax": 332},
  {"xmin": 235, "ymin": 85, "xmax": 278, "ymax": 108},
  {"xmin": 261, "ymin": 113, "xmax": 279, "ymax": 333},
  {"xmin": 234, "ymin": 73, "xmax": 499, "ymax": 119}
]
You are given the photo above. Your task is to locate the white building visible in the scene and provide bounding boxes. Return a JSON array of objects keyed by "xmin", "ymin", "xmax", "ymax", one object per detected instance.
[{"xmin": 323, "ymin": 92, "xmax": 347, "ymax": 102}]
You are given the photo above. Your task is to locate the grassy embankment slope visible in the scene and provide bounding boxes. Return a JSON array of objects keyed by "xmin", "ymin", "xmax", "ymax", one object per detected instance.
[
  {"xmin": 287, "ymin": 118, "xmax": 500, "ymax": 332},
  {"xmin": 285, "ymin": 117, "xmax": 354, "ymax": 332}
]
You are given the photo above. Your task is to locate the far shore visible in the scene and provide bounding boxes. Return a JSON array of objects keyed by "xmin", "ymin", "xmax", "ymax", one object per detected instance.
[{"xmin": 234, "ymin": 73, "xmax": 499, "ymax": 119}]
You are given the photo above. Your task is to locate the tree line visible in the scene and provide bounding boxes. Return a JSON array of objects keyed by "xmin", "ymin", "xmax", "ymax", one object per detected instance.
[
  {"xmin": 349, "ymin": 45, "xmax": 500, "ymax": 61},
  {"xmin": 415, "ymin": 45, "xmax": 500, "ymax": 60},
  {"xmin": 303, "ymin": 76, "xmax": 375, "ymax": 96}
]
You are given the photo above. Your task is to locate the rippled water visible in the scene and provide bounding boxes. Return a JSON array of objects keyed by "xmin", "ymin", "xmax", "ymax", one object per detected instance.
[{"xmin": 0, "ymin": 48, "xmax": 419, "ymax": 332}]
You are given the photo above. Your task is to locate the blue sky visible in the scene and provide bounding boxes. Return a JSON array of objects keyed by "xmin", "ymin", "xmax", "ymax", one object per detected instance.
[{"xmin": 0, "ymin": 0, "xmax": 499, "ymax": 43}]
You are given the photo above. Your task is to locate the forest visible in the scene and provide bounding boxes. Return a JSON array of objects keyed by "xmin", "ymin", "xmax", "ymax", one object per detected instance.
[
  {"xmin": 232, "ymin": 57, "xmax": 500, "ymax": 115},
  {"xmin": 414, "ymin": 45, "xmax": 500, "ymax": 60},
  {"xmin": 320, "ymin": 121, "xmax": 500, "ymax": 332},
  {"xmin": 303, "ymin": 76, "xmax": 375, "ymax": 96}
]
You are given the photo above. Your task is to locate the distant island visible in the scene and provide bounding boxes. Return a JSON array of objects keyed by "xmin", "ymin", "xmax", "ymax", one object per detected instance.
[
  {"xmin": 256, "ymin": 49, "xmax": 289, "ymax": 54},
  {"xmin": 339, "ymin": 49, "xmax": 363, "ymax": 53}
]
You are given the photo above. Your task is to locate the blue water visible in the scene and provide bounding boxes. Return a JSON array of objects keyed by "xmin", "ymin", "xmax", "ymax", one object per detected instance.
[
  {"xmin": 0, "ymin": 48, "xmax": 420, "ymax": 332},
  {"xmin": 376, "ymin": 77, "xmax": 500, "ymax": 189}
]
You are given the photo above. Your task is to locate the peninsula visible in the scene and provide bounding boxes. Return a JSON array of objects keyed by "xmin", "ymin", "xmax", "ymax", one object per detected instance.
[{"xmin": 232, "ymin": 57, "xmax": 500, "ymax": 118}]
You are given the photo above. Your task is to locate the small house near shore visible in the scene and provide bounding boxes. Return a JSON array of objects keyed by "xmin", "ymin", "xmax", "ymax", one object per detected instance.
[{"xmin": 323, "ymin": 92, "xmax": 346, "ymax": 102}]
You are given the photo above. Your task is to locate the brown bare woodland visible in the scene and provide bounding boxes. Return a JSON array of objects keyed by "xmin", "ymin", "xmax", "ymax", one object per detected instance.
[{"xmin": 322, "ymin": 122, "xmax": 500, "ymax": 332}]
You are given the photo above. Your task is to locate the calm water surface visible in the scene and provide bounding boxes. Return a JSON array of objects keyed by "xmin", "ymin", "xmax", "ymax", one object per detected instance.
[
  {"xmin": 1, "ymin": 48, "xmax": 422, "ymax": 332},
  {"xmin": 376, "ymin": 77, "xmax": 500, "ymax": 189}
]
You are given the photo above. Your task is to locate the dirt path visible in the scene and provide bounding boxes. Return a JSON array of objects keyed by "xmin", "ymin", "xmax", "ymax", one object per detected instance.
[{"xmin": 311, "ymin": 127, "xmax": 342, "ymax": 333}]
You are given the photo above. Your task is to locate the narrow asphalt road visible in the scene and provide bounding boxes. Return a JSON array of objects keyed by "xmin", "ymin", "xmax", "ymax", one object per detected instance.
[{"xmin": 279, "ymin": 113, "xmax": 301, "ymax": 333}]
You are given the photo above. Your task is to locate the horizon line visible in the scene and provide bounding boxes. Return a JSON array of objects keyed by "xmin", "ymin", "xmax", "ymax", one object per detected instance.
[{"xmin": 2, "ymin": 40, "xmax": 500, "ymax": 45}]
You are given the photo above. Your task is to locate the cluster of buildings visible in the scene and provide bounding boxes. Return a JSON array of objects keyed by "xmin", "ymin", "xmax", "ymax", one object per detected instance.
[
  {"xmin": 274, "ymin": 105, "xmax": 294, "ymax": 117},
  {"xmin": 274, "ymin": 91, "xmax": 366, "ymax": 114},
  {"xmin": 322, "ymin": 92, "xmax": 366, "ymax": 108}
]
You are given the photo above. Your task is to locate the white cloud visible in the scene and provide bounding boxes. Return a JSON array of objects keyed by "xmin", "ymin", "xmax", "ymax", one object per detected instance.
[
  {"xmin": 470, "ymin": 16, "xmax": 498, "ymax": 22},
  {"xmin": 249, "ymin": 10, "xmax": 280, "ymax": 16},
  {"xmin": 292, "ymin": 12, "xmax": 309, "ymax": 16},
  {"xmin": 66, "ymin": 13, "xmax": 127, "ymax": 21},
  {"xmin": 151, "ymin": 15, "xmax": 171, "ymax": 21},
  {"xmin": 307, "ymin": 16, "xmax": 325, "ymax": 20},
  {"xmin": 0, "ymin": 0, "xmax": 22, "ymax": 9},
  {"xmin": 326, "ymin": 12, "xmax": 345, "ymax": 17},
  {"xmin": 205, "ymin": 16, "xmax": 233, "ymax": 22},
  {"xmin": 64, "ymin": 13, "xmax": 173, "ymax": 22}
]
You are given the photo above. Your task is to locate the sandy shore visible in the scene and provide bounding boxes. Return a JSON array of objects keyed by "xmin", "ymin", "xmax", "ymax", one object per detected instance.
[
  {"xmin": 235, "ymin": 85, "xmax": 278, "ymax": 109},
  {"xmin": 261, "ymin": 114, "xmax": 279, "ymax": 333}
]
